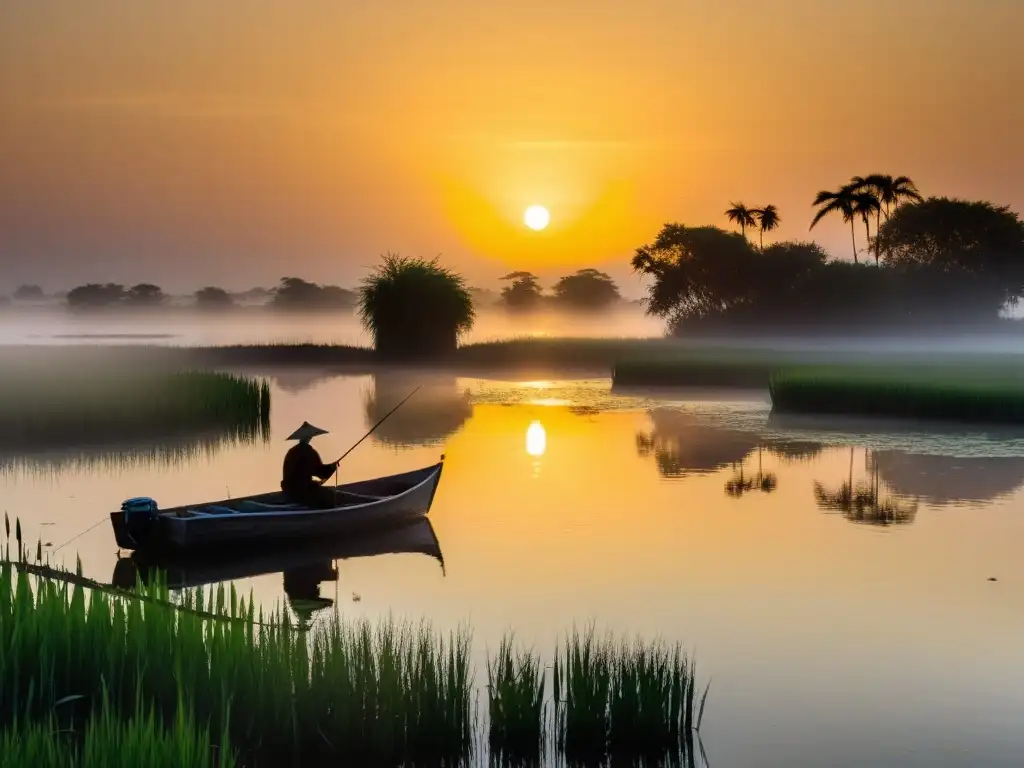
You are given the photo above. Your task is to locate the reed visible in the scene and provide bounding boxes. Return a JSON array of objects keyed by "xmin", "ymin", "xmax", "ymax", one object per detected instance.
[
  {"xmin": 0, "ymin": 558, "xmax": 474, "ymax": 765},
  {"xmin": 769, "ymin": 367, "xmax": 1024, "ymax": 423},
  {"xmin": 0, "ymin": 371, "xmax": 270, "ymax": 449},
  {"xmin": 1, "ymin": 688, "xmax": 235, "ymax": 768},
  {"xmin": 553, "ymin": 625, "xmax": 708, "ymax": 764},
  {"xmin": 1, "ymin": 524, "xmax": 708, "ymax": 764},
  {"xmin": 487, "ymin": 633, "xmax": 545, "ymax": 763}
]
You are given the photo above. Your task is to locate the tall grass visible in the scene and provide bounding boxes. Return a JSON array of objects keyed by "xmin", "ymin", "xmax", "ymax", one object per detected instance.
[
  {"xmin": 487, "ymin": 633, "xmax": 545, "ymax": 763},
  {"xmin": 1, "ymin": 687, "xmax": 235, "ymax": 768},
  {"xmin": 769, "ymin": 366, "xmax": 1024, "ymax": 423},
  {"xmin": 0, "ymin": 556, "xmax": 474, "ymax": 765},
  {"xmin": 359, "ymin": 253, "xmax": 475, "ymax": 359},
  {"xmin": 553, "ymin": 625, "xmax": 708, "ymax": 764},
  {"xmin": 1, "ymin": 526, "xmax": 708, "ymax": 764},
  {"xmin": 0, "ymin": 371, "xmax": 270, "ymax": 449}
]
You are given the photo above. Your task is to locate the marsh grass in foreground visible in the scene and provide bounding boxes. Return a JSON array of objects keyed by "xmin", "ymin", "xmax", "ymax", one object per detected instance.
[
  {"xmin": 2, "ymin": 526, "xmax": 708, "ymax": 765},
  {"xmin": 553, "ymin": 626, "xmax": 708, "ymax": 765},
  {"xmin": 0, "ymin": 370, "xmax": 270, "ymax": 449},
  {"xmin": 487, "ymin": 634, "xmax": 546, "ymax": 763},
  {"xmin": 770, "ymin": 366, "xmax": 1024, "ymax": 424},
  {"xmin": 0, "ymin": 556, "xmax": 474, "ymax": 765},
  {"xmin": 2, "ymin": 688, "xmax": 235, "ymax": 768}
]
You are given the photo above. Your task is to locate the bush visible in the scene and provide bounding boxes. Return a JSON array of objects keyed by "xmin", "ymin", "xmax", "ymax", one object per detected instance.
[{"xmin": 358, "ymin": 253, "xmax": 475, "ymax": 359}]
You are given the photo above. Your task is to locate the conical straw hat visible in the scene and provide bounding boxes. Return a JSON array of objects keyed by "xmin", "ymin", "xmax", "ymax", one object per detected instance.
[{"xmin": 286, "ymin": 421, "xmax": 329, "ymax": 441}]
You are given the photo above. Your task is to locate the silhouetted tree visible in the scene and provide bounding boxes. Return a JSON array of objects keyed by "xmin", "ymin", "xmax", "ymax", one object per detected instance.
[
  {"xmin": 358, "ymin": 253, "xmax": 474, "ymax": 359},
  {"xmin": 552, "ymin": 268, "xmax": 621, "ymax": 310},
  {"xmin": 469, "ymin": 287, "xmax": 500, "ymax": 308},
  {"xmin": 125, "ymin": 283, "xmax": 166, "ymax": 307},
  {"xmin": 632, "ymin": 220, "xmax": 1006, "ymax": 331},
  {"xmin": 810, "ymin": 185, "xmax": 860, "ymax": 263},
  {"xmin": 500, "ymin": 271, "xmax": 543, "ymax": 310},
  {"xmin": 725, "ymin": 202, "xmax": 758, "ymax": 240},
  {"xmin": 753, "ymin": 205, "xmax": 781, "ymax": 249},
  {"xmin": 13, "ymin": 285, "xmax": 44, "ymax": 301},
  {"xmin": 852, "ymin": 175, "xmax": 923, "ymax": 261},
  {"xmin": 852, "ymin": 190, "xmax": 882, "ymax": 264},
  {"xmin": 876, "ymin": 198, "xmax": 1024, "ymax": 302},
  {"xmin": 272, "ymin": 277, "xmax": 355, "ymax": 310},
  {"xmin": 631, "ymin": 225, "xmax": 756, "ymax": 326},
  {"xmin": 66, "ymin": 283, "xmax": 127, "ymax": 308},
  {"xmin": 194, "ymin": 286, "xmax": 234, "ymax": 308}
]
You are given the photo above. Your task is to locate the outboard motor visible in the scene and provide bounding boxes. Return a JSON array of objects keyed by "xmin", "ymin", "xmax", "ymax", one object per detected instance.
[{"xmin": 118, "ymin": 497, "xmax": 160, "ymax": 549}]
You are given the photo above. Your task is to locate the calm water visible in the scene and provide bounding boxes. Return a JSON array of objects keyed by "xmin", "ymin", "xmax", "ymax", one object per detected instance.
[{"xmin": 3, "ymin": 371, "xmax": 1024, "ymax": 767}]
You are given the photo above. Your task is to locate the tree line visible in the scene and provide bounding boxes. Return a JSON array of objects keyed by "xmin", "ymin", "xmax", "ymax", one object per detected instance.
[
  {"xmin": 5, "ymin": 269, "xmax": 627, "ymax": 313},
  {"xmin": 495, "ymin": 268, "xmax": 623, "ymax": 310},
  {"xmin": 634, "ymin": 175, "xmax": 1024, "ymax": 333}
]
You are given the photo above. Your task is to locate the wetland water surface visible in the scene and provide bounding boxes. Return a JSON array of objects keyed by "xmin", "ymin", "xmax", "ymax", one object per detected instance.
[{"xmin": 3, "ymin": 371, "xmax": 1023, "ymax": 767}]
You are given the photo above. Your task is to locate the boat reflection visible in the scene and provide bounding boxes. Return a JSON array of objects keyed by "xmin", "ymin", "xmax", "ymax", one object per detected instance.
[
  {"xmin": 364, "ymin": 371, "xmax": 473, "ymax": 448},
  {"xmin": 111, "ymin": 517, "xmax": 445, "ymax": 603},
  {"xmin": 636, "ymin": 408, "xmax": 760, "ymax": 479}
]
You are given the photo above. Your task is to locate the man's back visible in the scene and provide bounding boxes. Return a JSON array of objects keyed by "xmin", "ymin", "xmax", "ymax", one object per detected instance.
[{"xmin": 281, "ymin": 441, "xmax": 323, "ymax": 493}]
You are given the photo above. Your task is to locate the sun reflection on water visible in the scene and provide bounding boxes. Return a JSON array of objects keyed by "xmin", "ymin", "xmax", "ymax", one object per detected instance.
[{"xmin": 526, "ymin": 420, "xmax": 547, "ymax": 457}]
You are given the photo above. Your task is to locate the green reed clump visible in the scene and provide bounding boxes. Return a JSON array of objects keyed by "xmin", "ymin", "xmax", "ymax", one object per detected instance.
[
  {"xmin": 487, "ymin": 633, "xmax": 545, "ymax": 763},
  {"xmin": 0, "ymin": 557, "xmax": 474, "ymax": 765},
  {"xmin": 769, "ymin": 366, "xmax": 1024, "ymax": 424},
  {"xmin": 0, "ymin": 370, "xmax": 270, "ymax": 449},
  {"xmin": 1, "ymin": 686, "xmax": 235, "ymax": 768},
  {"xmin": 554, "ymin": 625, "xmax": 708, "ymax": 764}
]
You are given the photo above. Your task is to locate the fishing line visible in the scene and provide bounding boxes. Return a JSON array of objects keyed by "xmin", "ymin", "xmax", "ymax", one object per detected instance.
[{"xmin": 52, "ymin": 514, "xmax": 109, "ymax": 554}]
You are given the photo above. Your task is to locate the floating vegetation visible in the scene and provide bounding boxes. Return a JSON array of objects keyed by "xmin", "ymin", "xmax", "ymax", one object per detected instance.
[
  {"xmin": 769, "ymin": 367, "xmax": 1024, "ymax": 424},
  {"xmin": 0, "ymin": 371, "xmax": 270, "ymax": 450}
]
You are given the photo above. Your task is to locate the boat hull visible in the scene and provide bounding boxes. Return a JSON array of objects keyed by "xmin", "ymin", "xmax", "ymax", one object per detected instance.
[
  {"xmin": 111, "ymin": 516, "xmax": 444, "ymax": 590},
  {"xmin": 110, "ymin": 461, "xmax": 443, "ymax": 555}
]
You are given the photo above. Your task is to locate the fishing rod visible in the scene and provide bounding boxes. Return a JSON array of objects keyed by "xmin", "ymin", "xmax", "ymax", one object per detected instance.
[{"xmin": 326, "ymin": 385, "xmax": 421, "ymax": 479}]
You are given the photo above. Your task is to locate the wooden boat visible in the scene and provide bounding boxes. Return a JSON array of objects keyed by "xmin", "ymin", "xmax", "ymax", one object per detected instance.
[
  {"xmin": 109, "ymin": 460, "xmax": 444, "ymax": 554},
  {"xmin": 110, "ymin": 516, "xmax": 444, "ymax": 591}
]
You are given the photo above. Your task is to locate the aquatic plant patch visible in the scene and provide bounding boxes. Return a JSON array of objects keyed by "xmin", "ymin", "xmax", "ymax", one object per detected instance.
[
  {"xmin": 769, "ymin": 367, "xmax": 1024, "ymax": 423},
  {"xmin": 1, "ymin": 530, "xmax": 708, "ymax": 765},
  {"xmin": 0, "ymin": 371, "xmax": 270, "ymax": 449}
]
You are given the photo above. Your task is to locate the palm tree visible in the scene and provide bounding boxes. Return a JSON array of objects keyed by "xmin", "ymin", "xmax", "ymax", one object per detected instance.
[
  {"xmin": 810, "ymin": 186, "xmax": 860, "ymax": 263},
  {"xmin": 725, "ymin": 202, "xmax": 758, "ymax": 240},
  {"xmin": 852, "ymin": 175, "xmax": 923, "ymax": 262},
  {"xmin": 753, "ymin": 205, "xmax": 781, "ymax": 250},
  {"xmin": 852, "ymin": 190, "xmax": 882, "ymax": 264},
  {"xmin": 859, "ymin": 174, "xmax": 923, "ymax": 219}
]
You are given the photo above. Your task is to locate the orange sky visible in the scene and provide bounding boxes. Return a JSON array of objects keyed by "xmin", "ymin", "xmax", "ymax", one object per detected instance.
[{"xmin": 1, "ymin": 0, "xmax": 1022, "ymax": 293}]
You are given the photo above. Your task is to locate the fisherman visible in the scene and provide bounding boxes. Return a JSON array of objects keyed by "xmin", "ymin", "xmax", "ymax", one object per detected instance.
[{"xmin": 281, "ymin": 421, "xmax": 341, "ymax": 509}]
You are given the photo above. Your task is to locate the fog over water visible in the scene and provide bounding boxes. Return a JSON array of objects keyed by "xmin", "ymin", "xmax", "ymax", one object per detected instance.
[{"xmin": 0, "ymin": 305, "xmax": 667, "ymax": 346}]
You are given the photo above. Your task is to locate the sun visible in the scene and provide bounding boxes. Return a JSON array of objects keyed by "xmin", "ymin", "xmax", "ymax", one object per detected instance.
[{"xmin": 524, "ymin": 205, "xmax": 550, "ymax": 231}]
